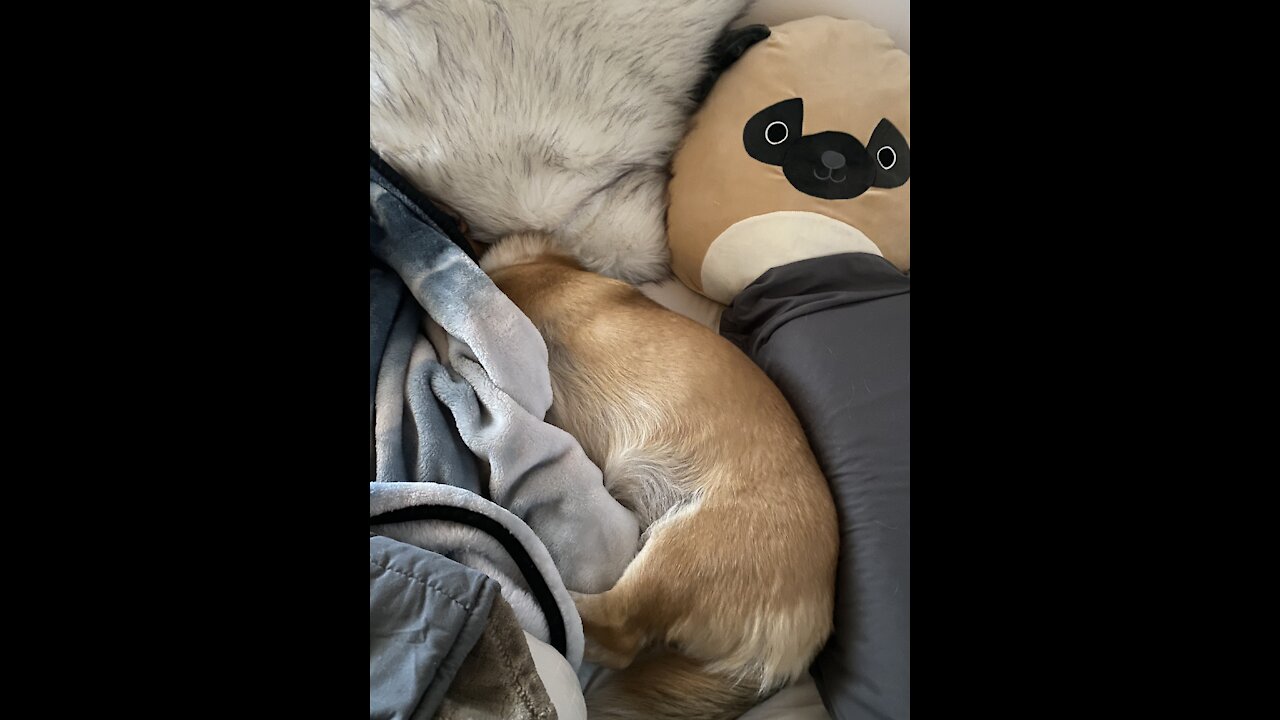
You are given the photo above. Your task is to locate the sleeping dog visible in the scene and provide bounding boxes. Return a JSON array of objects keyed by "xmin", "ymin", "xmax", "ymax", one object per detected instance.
[{"xmin": 482, "ymin": 233, "xmax": 838, "ymax": 720}]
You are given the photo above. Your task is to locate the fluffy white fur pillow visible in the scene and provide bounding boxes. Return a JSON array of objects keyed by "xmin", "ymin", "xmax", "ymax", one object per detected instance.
[{"xmin": 370, "ymin": 0, "xmax": 753, "ymax": 283}]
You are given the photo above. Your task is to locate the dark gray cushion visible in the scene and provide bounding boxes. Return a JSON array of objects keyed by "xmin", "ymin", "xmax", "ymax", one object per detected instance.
[{"xmin": 721, "ymin": 252, "xmax": 909, "ymax": 720}]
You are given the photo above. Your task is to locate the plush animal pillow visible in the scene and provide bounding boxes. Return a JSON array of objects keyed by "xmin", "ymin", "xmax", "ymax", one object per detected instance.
[
  {"xmin": 667, "ymin": 15, "xmax": 909, "ymax": 304},
  {"xmin": 667, "ymin": 17, "xmax": 911, "ymax": 720}
]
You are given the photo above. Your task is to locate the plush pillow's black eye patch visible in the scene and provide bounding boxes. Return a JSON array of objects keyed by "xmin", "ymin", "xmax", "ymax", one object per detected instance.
[
  {"xmin": 867, "ymin": 119, "xmax": 910, "ymax": 188},
  {"xmin": 743, "ymin": 98, "xmax": 910, "ymax": 200},
  {"xmin": 743, "ymin": 98, "xmax": 804, "ymax": 165}
]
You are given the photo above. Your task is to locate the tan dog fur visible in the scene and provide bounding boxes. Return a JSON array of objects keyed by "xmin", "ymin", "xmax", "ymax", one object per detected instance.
[{"xmin": 481, "ymin": 233, "xmax": 838, "ymax": 719}]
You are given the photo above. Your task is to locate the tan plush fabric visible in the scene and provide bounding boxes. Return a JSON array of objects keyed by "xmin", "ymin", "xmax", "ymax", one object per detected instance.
[
  {"xmin": 435, "ymin": 594, "xmax": 559, "ymax": 720},
  {"xmin": 667, "ymin": 16, "xmax": 910, "ymax": 298}
]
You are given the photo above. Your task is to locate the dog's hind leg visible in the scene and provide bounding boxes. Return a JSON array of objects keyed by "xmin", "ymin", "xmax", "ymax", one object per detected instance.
[
  {"xmin": 570, "ymin": 497, "xmax": 716, "ymax": 669},
  {"xmin": 570, "ymin": 588, "xmax": 647, "ymax": 670}
]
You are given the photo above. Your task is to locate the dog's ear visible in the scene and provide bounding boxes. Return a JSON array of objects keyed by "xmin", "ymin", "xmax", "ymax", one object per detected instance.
[
  {"xmin": 743, "ymin": 98, "xmax": 803, "ymax": 166},
  {"xmin": 692, "ymin": 24, "xmax": 771, "ymax": 104},
  {"xmin": 712, "ymin": 24, "xmax": 771, "ymax": 69},
  {"xmin": 867, "ymin": 119, "xmax": 910, "ymax": 188}
]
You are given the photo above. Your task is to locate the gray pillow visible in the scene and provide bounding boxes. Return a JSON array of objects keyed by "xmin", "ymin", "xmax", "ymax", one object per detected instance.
[{"xmin": 720, "ymin": 253, "xmax": 909, "ymax": 720}]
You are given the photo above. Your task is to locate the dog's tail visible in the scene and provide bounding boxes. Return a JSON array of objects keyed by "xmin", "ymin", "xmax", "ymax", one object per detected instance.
[
  {"xmin": 478, "ymin": 231, "xmax": 579, "ymax": 275},
  {"xmin": 586, "ymin": 651, "xmax": 768, "ymax": 720}
]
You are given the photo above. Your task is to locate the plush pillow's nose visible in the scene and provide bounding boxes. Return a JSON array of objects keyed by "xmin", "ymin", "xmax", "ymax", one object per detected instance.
[{"xmin": 820, "ymin": 151, "xmax": 846, "ymax": 170}]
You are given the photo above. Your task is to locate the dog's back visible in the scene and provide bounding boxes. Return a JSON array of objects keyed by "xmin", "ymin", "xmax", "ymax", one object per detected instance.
[{"xmin": 484, "ymin": 234, "xmax": 838, "ymax": 718}]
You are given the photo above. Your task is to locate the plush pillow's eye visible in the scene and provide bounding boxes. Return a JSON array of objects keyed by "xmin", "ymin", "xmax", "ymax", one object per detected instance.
[
  {"xmin": 877, "ymin": 146, "xmax": 896, "ymax": 170},
  {"xmin": 765, "ymin": 121, "xmax": 789, "ymax": 145},
  {"xmin": 744, "ymin": 98, "xmax": 803, "ymax": 165}
]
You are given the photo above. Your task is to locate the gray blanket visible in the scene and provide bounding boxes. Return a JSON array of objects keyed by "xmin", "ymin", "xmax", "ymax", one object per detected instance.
[
  {"xmin": 369, "ymin": 535, "xmax": 497, "ymax": 720},
  {"xmin": 435, "ymin": 589, "xmax": 560, "ymax": 720},
  {"xmin": 370, "ymin": 158, "xmax": 640, "ymax": 668},
  {"xmin": 370, "ymin": 535, "xmax": 559, "ymax": 720},
  {"xmin": 370, "ymin": 481, "xmax": 586, "ymax": 666},
  {"xmin": 370, "ymin": 163, "xmax": 639, "ymax": 594}
]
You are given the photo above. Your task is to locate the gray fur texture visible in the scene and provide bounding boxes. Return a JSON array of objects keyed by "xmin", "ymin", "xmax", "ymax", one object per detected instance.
[{"xmin": 370, "ymin": 0, "xmax": 753, "ymax": 282}]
